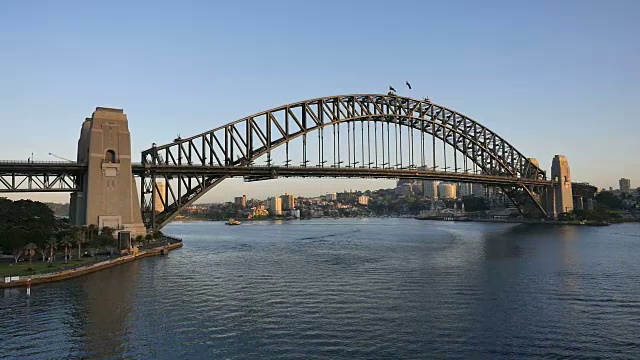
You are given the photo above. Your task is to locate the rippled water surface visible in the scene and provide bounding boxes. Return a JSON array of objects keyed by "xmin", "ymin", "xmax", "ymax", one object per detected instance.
[{"xmin": 2, "ymin": 219, "xmax": 640, "ymax": 359}]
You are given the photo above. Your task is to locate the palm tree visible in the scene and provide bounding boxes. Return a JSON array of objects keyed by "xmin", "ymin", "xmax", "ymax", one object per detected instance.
[
  {"xmin": 46, "ymin": 238, "xmax": 57, "ymax": 263},
  {"xmin": 101, "ymin": 226, "xmax": 115, "ymax": 239},
  {"xmin": 86, "ymin": 224, "xmax": 98, "ymax": 244},
  {"xmin": 24, "ymin": 242, "xmax": 37, "ymax": 270},
  {"xmin": 135, "ymin": 235, "xmax": 145, "ymax": 247},
  {"xmin": 72, "ymin": 227, "xmax": 88, "ymax": 261},
  {"xmin": 60, "ymin": 236, "xmax": 73, "ymax": 264}
]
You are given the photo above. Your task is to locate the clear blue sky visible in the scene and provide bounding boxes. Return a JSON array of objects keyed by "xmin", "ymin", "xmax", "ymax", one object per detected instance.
[{"xmin": 1, "ymin": 0, "xmax": 638, "ymax": 203}]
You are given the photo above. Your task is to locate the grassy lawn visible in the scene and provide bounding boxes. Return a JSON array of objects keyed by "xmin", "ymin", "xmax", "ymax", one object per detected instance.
[{"xmin": 0, "ymin": 257, "xmax": 102, "ymax": 278}]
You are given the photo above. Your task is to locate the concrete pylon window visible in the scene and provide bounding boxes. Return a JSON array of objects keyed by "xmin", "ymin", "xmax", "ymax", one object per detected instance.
[{"xmin": 105, "ymin": 149, "xmax": 117, "ymax": 163}]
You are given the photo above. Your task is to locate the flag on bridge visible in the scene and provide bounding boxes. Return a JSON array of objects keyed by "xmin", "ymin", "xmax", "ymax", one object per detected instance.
[
  {"xmin": 389, "ymin": 86, "xmax": 396, "ymax": 93},
  {"xmin": 405, "ymin": 81, "xmax": 412, "ymax": 90}
]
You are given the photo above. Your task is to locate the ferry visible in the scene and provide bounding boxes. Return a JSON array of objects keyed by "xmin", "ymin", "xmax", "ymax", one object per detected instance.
[{"xmin": 226, "ymin": 218, "xmax": 242, "ymax": 226}]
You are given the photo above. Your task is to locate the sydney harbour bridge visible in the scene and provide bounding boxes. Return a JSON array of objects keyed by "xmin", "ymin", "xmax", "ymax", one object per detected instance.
[{"xmin": 0, "ymin": 94, "xmax": 597, "ymax": 235}]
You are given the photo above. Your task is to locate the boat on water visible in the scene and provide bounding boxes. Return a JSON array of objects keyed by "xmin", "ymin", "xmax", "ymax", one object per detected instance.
[{"xmin": 226, "ymin": 218, "xmax": 242, "ymax": 225}]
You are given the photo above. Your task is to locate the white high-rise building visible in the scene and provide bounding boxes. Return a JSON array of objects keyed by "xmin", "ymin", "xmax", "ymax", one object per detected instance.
[
  {"xmin": 326, "ymin": 193, "xmax": 337, "ymax": 201},
  {"xmin": 267, "ymin": 197, "xmax": 282, "ymax": 216}
]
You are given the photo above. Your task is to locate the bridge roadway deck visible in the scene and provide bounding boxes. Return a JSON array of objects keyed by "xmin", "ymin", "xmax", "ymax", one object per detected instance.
[
  {"xmin": 0, "ymin": 161, "xmax": 598, "ymax": 194},
  {"xmin": 136, "ymin": 164, "xmax": 552, "ymax": 187},
  {"xmin": 0, "ymin": 160, "xmax": 87, "ymax": 172}
]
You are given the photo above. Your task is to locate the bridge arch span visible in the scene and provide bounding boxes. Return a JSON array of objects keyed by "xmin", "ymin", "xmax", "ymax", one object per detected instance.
[{"xmin": 140, "ymin": 94, "xmax": 546, "ymax": 229}]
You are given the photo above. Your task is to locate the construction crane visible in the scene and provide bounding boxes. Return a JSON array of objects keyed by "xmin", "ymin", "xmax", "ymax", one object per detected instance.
[{"xmin": 48, "ymin": 152, "xmax": 74, "ymax": 162}]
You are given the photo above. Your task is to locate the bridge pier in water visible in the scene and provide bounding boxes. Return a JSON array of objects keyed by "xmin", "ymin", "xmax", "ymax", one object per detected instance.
[{"xmin": 69, "ymin": 107, "xmax": 147, "ymax": 237}]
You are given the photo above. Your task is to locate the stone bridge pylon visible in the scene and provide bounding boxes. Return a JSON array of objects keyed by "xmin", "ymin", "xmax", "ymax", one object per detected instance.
[{"xmin": 69, "ymin": 107, "xmax": 146, "ymax": 237}]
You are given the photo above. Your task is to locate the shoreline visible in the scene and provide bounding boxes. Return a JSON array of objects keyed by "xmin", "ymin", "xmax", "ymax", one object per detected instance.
[
  {"xmin": 0, "ymin": 241, "xmax": 183, "ymax": 289},
  {"xmin": 414, "ymin": 216, "xmax": 612, "ymax": 226},
  {"xmin": 174, "ymin": 216, "xmax": 628, "ymax": 226}
]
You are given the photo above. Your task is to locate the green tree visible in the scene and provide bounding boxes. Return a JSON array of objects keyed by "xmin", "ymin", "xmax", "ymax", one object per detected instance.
[
  {"xmin": 60, "ymin": 236, "xmax": 73, "ymax": 264},
  {"xmin": 101, "ymin": 226, "xmax": 115, "ymax": 238},
  {"xmin": 85, "ymin": 224, "xmax": 99, "ymax": 246},
  {"xmin": 97, "ymin": 226, "xmax": 116, "ymax": 248},
  {"xmin": 7, "ymin": 226, "xmax": 27, "ymax": 263},
  {"xmin": 70, "ymin": 227, "xmax": 87, "ymax": 260},
  {"xmin": 0, "ymin": 199, "xmax": 56, "ymax": 262},
  {"xmin": 462, "ymin": 196, "xmax": 489, "ymax": 212},
  {"xmin": 46, "ymin": 238, "xmax": 58, "ymax": 263},
  {"xmin": 595, "ymin": 191, "xmax": 624, "ymax": 210},
  {"xmin": 24, "ymin": 242, "xmax": 37, "ymax": 270}
]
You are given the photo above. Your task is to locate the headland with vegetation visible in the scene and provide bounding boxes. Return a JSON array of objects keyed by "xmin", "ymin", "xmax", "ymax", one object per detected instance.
[{"xmin": 0, "ymin": 198, "xmax": 180, "ymax": 286}]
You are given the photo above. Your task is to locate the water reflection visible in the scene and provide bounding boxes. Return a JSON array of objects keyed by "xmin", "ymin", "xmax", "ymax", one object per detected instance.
[
  {"xmin": 559, "ymin": 226, "xmax": 581, "ymax": 295},
  {"xmin": 76, "ymin": 260, "xmax": 139, "ymax": 358},
  {"xmin": 2, "ymin": 219, "xmax": 640, "ymax": 359}
]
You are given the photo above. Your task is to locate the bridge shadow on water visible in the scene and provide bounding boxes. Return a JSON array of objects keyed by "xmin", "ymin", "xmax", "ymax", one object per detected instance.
[{"xmin": 480, "ymin": 223, "xmax": 579, "ymax": 260}]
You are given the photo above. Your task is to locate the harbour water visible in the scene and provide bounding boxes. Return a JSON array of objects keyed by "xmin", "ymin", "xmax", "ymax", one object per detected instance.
[{"xmin": 2, "ymin": 219, "xmax": 640, "ymax": 359}]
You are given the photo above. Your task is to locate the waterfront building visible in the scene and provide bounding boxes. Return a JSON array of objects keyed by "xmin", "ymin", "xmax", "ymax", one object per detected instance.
[
  {"xmin": 281, "ymin": 193, "xmax": 295, "ymax": 210},
  {"xmin": 620, "ymin": 178, "xmax": 631, "ymax": 193},
  {"xmin": 438, "ymin": 183, "xmax": 457, "ymax": 199},
  {"xmin": 326, "ymin": 193, "xmax": 337, "ymax": 201},
  {"xmin": 234, "ymin": 195, "xmax": 247, "ymax": 207},
  {"xmin": 471, "ymin": 183, "xmax": 484, "ymax": 197},
  {"xmin": 396, "ymin": 179, "xmax": 414, "ymax": 187},
  {"xmin": 268, "ymin": 197, "xmax": 283, "ymax": 216},
  {"xmin": 423, "ymin": 180, "xmax": 439, "ymax": 200},
  {"xmin": 458, "ymin": 183, "xmax": 472, "ymax": 197},
  {"xmin": 412, "ymin": 180, "xmax": 424, "ymax": 195},
  {"xmin": 251, "ymin": 204, "xmax": 269, "ymax": 217},
  {"xmin": 397, "ymin": 183, "xmax": 413, "ymax": 196},
  {"xmin": 357, "ymin": 195, "xmax": 369, "ymax": 205}
]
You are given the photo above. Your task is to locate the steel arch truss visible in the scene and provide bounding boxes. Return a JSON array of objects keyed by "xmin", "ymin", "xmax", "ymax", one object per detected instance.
[
  {"xmin": 140, "ymin": 94, "xmax": 547, "ymax": 229},
  {"xmin": 0, "ymin": 171, "xmax": 79, "ymax": 192}
]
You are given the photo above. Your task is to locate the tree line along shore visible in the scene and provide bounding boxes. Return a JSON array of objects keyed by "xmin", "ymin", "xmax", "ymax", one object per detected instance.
[{"xmin": 0, "ymin": 198, "xmax": 162, "ymax": 278}]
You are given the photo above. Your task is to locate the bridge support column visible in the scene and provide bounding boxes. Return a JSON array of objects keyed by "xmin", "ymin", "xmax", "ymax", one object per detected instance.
[
  {"xmin": 573, "ymin": 196, "xmax": 584, "ymax": 211},
  {"xmin": 69, "ymin": 107, "xmax": 146, "ymax": 237},
  {"xmin": 544, "ymin": 186, "xmax": 557, "ymax": 219},
  {"xmin": 551, "ymin": 155, "xmax": 573, "ymax": 215},
  {"xmin": 586, "ymin": 198, "xmax": 594, "ymax": 211}
]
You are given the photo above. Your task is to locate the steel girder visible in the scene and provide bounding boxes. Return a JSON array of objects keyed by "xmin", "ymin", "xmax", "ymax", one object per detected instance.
[
  {"xmin": 0, "ymin": 161, "xmax": 83, "ymax": 193},
  {"xmin": 0, "ymin": 171, "xmax": 80, "ymax": 192},
  {"xmin": 140, "ymin": 94, "xmax": 547, "ymax": 229}
]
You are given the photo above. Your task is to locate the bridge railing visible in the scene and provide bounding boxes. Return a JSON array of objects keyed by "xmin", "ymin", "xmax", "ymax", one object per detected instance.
[{"xmin": 0, "ymin": 160, "xmax": 82, "ymax": 164}]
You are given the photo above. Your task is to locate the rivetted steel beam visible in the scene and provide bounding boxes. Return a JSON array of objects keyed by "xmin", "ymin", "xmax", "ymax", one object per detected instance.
[{"xmin": 134, "ymin": 165, "xmax": 550, "ymax": 187}]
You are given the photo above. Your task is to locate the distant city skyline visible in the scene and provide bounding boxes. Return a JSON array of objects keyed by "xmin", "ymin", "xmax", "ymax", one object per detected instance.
[{"xmin": 1, "ymin": 0, "xmax": 638, "ymax": 203}]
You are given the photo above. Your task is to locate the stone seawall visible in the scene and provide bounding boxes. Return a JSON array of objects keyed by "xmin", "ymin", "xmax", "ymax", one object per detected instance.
[{"xmin": 0, "ymin": 242, "xmax": 183, "ymax": 289}]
